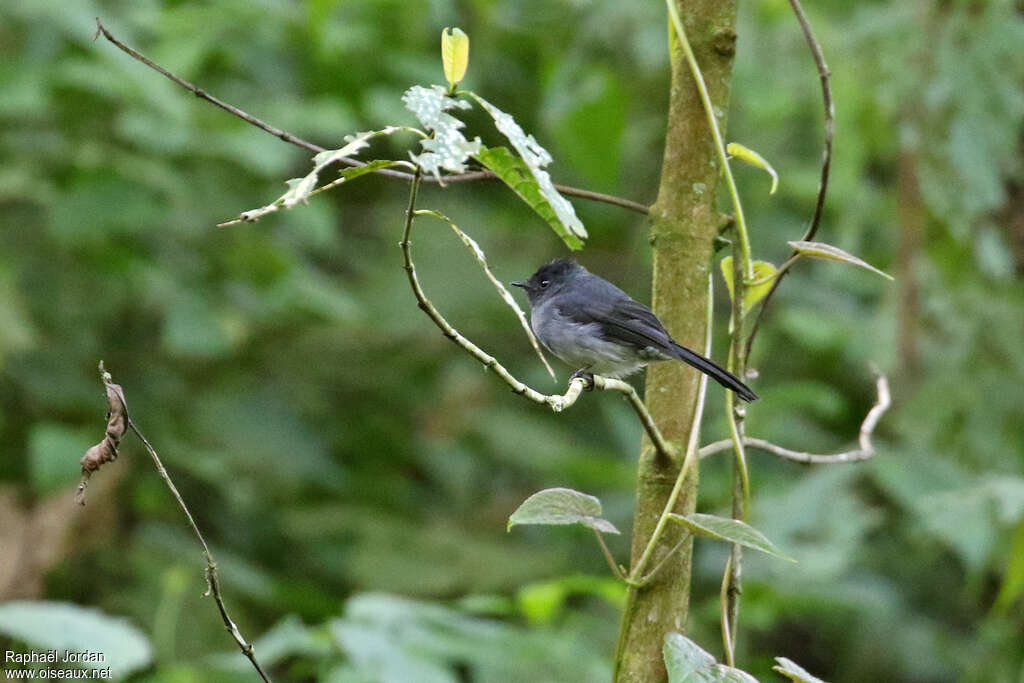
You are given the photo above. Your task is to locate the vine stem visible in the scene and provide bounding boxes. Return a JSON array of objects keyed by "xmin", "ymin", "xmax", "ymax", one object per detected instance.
[
  {"xmin": 665, "ymin": 1, "xmax": 754, "ymax": 665},
  {"xmin": 742, "ymin": 0, "xmax": 835, "ymax": 365},
  {"xmin": 611, "ymin": 274, "xmax": 714, "ymax": 680},
  {"xmin": 664, "ymin": 1, "xmax": 753, "ymax": 282}
]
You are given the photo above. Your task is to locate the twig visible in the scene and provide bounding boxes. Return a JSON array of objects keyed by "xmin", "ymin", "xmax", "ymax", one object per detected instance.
[
  {"xmin": 719, "ymin": 553, "xmax": 738, "ymax": 665},
  {"xmin": 594, "ymin": 529, "xmax": 626, "ymax": 581},
  {"xmin": 698, "ymin": 372, "xmax": 891, "ymax": 463},
  {"xmin": 414, "ymin": 208, "xmax": 556, "ymax": 380},
  {"xmin": 637, "ymin": 535, "xmax": 688, "ymax": 585},
  {"xmin": 93, "ymin": 19, "xmax": 649, "ymax": 215},
  {"xmin": 399, "ymin": 169, "xmax": 676, "ymax": 462},
  {"xmin": 83, "ymin": 364, "xmax": 272, "ymax": 683},
  {"xmin": 742, "ymin": 0, "xmax": 834, "ymax": 364}
]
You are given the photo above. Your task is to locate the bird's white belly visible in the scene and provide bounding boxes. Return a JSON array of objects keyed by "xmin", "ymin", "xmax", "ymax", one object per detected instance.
[{"xmin": 532, "ymin": 307, "xmax": 649, "ymax": 379}]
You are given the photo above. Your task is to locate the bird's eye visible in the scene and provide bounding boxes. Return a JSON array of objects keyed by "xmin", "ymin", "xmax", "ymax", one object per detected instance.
[{"xmin": 540, "ymin": 280, "xmax": 550, "ymax": 288}]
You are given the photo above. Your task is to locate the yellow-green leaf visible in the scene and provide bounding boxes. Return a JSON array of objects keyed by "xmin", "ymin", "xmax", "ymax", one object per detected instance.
[
  {"xmin": 728, "ymin": 142, "xmax": 778, "ymax": 195},
  {"xmin": 720, "ymin": 256, "xmax": 777, "ymax": 315},
  {"xmin": 441, "ymin": 27, "xmax": 469, "ymax": 88},
  {"xmin": 788, "ymin": 240, "xmax": 894, "ymax": 281}
]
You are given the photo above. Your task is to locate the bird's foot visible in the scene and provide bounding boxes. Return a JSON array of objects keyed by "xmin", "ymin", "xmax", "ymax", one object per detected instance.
[{"xmin": 570, "ymin": 368, "xmax": 595, "ymax": 391}]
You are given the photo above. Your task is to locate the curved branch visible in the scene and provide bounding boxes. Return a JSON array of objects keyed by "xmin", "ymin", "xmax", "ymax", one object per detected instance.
[
  {"xmin": 699, "ymin": 372, "xmax": 890, "ymax": 464},
  {"xmin": 742, "ymin": 0, "xmax": 834, "ymax": 364},
  {"xmin": 399, "ymin": 170, "xmax": 676, "ymax": 461},
  {"xmin": 93, "ymin": 19, "xmax": 649, "ymax": 215}
]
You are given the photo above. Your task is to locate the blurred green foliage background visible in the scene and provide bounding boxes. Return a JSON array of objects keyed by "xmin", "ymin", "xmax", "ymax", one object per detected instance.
[{"xmin": 1, "ymin": 0, "xmax": 1022, "ymax": 681}]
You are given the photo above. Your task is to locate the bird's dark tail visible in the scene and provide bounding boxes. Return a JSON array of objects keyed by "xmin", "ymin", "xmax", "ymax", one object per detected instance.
[{"xmin": 670, "ymin": 343, "xmax": 759, "ymax": 402}]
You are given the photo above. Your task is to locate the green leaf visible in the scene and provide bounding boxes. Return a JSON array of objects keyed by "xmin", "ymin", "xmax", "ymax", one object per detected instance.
[
  {"xmin": 475, "ymin": 146, "xmax": 584, "ymax": 250},
  {"xmin": 663, "ymin": 632, "xmax": 759, "ymax": 683},
  {"xmin": 403, "ymin": 85, "xmax": 482, "ymax": 179},
  {"xmin": 441, "ymin": 28, "xmax": 469, "ymax": 88},
  {"xmin": 0, "ymin": 602, "xmax": 152, "ymax": 678},
  {"xmin": 414, "ymin": 209, "xmax": 555, "ymax": 379},
  {"xmin": 668, "ymin": 513, "xmax": 795, "ymax": 562},
  {"xmin": 787, "ymin": 241, "xmax": 894, "ymax": 281},
  {"xmin": 469, "ymin": 94, "xmax": 588, "ymax": 248},
  {"xmin": 773, "ymin": 657, "xmax": 829, "ymax": 683},
  {"xmin": 994, "ymin": 519, "xmax": 1024, "ymax": 610},
  {"xmin": 727, "ymin": 142, "xmax": 779, "ymax": 195},
  {"xmin": 719, "ymin": 257, "xmax": 777, "ymax": 314},
  {"xmin": 508, "ymin": 487, "xmax": 619, "ymax": 534},
  {"xmin": 517, "ymin": 575, "xmax": 626, "ymax": 625}
]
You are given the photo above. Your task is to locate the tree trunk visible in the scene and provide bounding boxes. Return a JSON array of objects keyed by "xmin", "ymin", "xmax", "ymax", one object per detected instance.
[{"xmin": 614, "ymin": 1, "xmax": 739, "ymax": 680}]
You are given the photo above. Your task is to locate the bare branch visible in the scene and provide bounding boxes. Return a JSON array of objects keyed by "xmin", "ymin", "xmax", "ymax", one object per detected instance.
[
  {"xmin": 79, "ymin": 363, "xmax": 273, "ymax": 683},
  {"xmin": 93, "ymin": 19, "xmax": 649, "ymax": 215},
  {"xmin": 742, "ymin": 0, "xmax": 835, "ymax": 364},
  {"xmin": 414, "ymin": 209, "xmax": 556, "ymax": 380},
  {"xmin": 699, "ymin": 372, "xmax": 891, "ymax": 464},
  {"xmin": 399, "ymin": 170, "xmax": 676, "ymax": 462},
  {"xmin": 594, "ymin": 529, "xmax": 627, "ymax": 581}
]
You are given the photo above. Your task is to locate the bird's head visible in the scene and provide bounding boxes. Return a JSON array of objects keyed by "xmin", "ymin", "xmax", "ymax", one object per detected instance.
[{"xmin": 511, "ymin": 259, "xmax": 583, "ymax": 306}]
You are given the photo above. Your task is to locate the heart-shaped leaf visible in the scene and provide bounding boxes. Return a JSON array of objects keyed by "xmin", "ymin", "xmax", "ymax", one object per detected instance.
[{"xmin": 508, "ymin": 488, "xmax": 619, "ymax": 534}]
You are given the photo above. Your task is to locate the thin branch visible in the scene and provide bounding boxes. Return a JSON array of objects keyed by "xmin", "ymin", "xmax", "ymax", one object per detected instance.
[
  {"xmin": 414, "ymin": 208, "xmax": 556, "ymax": 380},
  {"xmin": 594, "ymin": 529, "xmax": 626, "ymax": 581},
  {"xmin": 742, "ymin": 0, "xmax": 834, "ymax": 364},
  {"xmin": 93, "ymin": 19, "xmax": 649, "ymax": 215},
  {"xmin": 637, "ymin": 535, "xmax": 688, "ymax": 585},
  {"xmin": 85, "ymin": 364, "xmax": 272, "ymax": 683},
  {"xmin": 719, "ymin": 553, "xmax": 737, "ymax": 666},
  {"xmin": 399, "ymin": 169, "xmax": 676, "ymax": 461},
  {"xmin": 698, "ymin": 372, "xmax": 891, "ymax": 463}
]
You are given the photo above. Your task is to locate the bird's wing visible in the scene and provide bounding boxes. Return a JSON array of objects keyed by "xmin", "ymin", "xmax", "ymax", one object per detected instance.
[{"xmin": 559, "ymin": 292, "xmax": 675, "ymax": 354}]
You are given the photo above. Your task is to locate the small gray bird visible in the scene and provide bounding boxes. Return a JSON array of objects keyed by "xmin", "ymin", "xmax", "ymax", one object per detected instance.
[{"xmin": 512, "ymin": 259, "xmax": 758, "ymax": 402}]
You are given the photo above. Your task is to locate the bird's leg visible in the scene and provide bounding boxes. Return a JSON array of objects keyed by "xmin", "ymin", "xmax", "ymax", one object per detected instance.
[{"xmin": 570, "ymin": 367, "xmax": 595, "ymax": 391}]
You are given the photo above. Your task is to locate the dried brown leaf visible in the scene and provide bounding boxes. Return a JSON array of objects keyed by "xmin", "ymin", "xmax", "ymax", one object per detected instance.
[{"xmin": 76, "ymin": 364, "xmax": 128, "ymax": 505}]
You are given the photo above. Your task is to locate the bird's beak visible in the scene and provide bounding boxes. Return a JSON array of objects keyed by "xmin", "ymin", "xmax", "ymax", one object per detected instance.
[{"xmin": 510, "ymin": 280, "xmax": 526, "ymax": 288}]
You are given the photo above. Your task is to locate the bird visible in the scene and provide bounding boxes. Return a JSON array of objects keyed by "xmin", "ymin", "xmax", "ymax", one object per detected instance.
[{"xmin": 511, "ymin": 259, "xmax": 758, "ymax": 402}]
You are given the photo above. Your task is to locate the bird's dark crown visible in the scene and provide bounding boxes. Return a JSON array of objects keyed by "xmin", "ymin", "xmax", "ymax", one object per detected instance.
[
  {"xmin": 530, "ymin": 259, "xmax": 580, "ymax": 284},
  {"xmin": 511, "ymin": 259, "xmax": 583, "ymax": 304}
]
